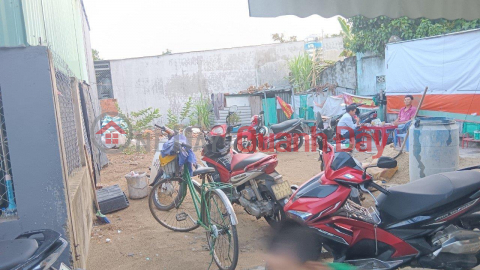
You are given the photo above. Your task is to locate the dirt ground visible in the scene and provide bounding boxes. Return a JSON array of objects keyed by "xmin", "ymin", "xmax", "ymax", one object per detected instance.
[{"xmin": 87, "ymin": 142, "xmax": 480, "ymax": 270}]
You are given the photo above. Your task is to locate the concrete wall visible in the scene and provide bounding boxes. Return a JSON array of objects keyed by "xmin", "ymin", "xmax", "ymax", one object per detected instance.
[
  {"xmin": 109, "ymin": 42, "xmax": 305, "ymax": 121},
  {"xmin": 356, "ymin": 52, "xmax": 386, "ymax": 96},
  {"xmin": 322, "ymin": 36, "xmax": 345, "ymax": 62},
  {"xmin": 318, "ymin": 56, "xmax": 357, "ymax": 90},
  {"xmin": 0, "ymin": 47, "xmax": 71, "ymax": 266}
]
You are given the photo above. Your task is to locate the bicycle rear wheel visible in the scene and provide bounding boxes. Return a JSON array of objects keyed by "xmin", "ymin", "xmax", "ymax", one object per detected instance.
[
  {"xmin": 148, "ymin": 177, "xmax": 200, "ymax": 232},
  {"xmin": 203, "ymin": 189, "xmax": 239, "ymax": 270}
]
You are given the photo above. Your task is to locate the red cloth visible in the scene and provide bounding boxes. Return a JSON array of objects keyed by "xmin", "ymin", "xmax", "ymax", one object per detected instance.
[
  {"xmin": 276, "ymin": 96, "xmax": 293, "ymax": 119},
  {"xmin": 398, "ymin": 106, "xmax": 417, "ymax": 122}
]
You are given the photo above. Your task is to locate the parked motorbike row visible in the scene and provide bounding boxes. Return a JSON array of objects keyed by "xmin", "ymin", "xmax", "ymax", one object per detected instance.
[{"xmin": 153, "ymin": 105, "xmax": 480, "ymax": 270}]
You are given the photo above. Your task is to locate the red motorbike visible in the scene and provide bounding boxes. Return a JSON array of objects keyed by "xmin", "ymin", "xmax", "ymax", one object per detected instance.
[
  {"xmin": 284, "ymin": 134, "xmax": 480, "ymax": 269},
  {"xmin": 196, "ymin": 106, "xmax": 293, "ymax": 226},
  {"xmin": 234, "ymin": 110, "xmax": 305, "ymax": 153}
]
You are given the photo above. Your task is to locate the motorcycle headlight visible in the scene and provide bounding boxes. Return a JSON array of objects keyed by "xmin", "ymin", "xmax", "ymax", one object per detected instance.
[{"xmin": 286, "ymin": 210, "xmax": 312, "ymax": 223}]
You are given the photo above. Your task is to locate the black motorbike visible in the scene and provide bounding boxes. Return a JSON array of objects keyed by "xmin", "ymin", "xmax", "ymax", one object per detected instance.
[{"xmin": 0, "ymin": 229, "xmax": 68, "ymax": 270}]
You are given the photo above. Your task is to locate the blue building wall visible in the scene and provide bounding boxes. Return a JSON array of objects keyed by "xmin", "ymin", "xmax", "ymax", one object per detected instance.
[{"xmin": 356, "ymin": 52, "xmax": 385, "ymax": 96}]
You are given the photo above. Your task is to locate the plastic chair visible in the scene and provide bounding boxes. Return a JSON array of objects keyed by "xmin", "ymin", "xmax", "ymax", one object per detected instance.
[{"xmin": 393, "ymin": 121, "xmax": 411, "ymax": 151}]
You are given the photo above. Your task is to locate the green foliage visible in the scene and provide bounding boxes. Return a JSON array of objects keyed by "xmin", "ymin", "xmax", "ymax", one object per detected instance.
[
  {"xmin": 288, "ymin": 53, "xmax": 314, "ymax": 93},
  {"xmin": 180, "ymin": 97, "xmax": 193, "ymax": 123},
  {"xmin": 338, "ymin": 18, "xmax": 355, "ymax": 57},
  {"xmin": 272, "ymin": 33, "xmax": 298, "ymax": 43},
  {"xmin": 191, "ymin": 96, "xmax": 212, "ymax": 129},
  {"xmin": 162, "ymin": 49, "xmax": 172, "ymax": 55},
  {"xmin": 92, "ymin": 49, "xmax": 102, "ymax": 61},
  {"xmin": 129, "ymin": 108, "xmax": 161, "ymax": 133},
  {"xmin": 167, "ymin": 109, "xmax": 179, "ymax": 128},
  {"xmin": 347, "ymin": 16, "xmax": 480, "ymax": 56},
  {"xmin": 229, "ymin": 112, "xmax": 240, "ymax": 125},
  {"xmin": 115, "ymin": 103, "xmax": 161, "ymax": 135},
  {"xmin": 288, "ymin": 53, "xmax": 334, "ymax": 93}
]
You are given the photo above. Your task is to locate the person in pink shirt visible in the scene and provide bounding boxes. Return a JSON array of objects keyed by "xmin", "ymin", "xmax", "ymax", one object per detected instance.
[{"xmin": 394, "ymin": 95, "xmax": 417, "ymax": 126}]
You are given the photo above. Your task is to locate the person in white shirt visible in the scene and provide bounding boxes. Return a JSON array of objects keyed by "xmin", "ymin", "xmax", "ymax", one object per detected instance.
[{"xmin": 337, "ymin": 105, "xmax": 362, "ymax": 143}]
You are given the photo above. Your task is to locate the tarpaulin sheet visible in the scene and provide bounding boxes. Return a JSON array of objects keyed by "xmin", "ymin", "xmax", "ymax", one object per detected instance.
[
  {"xmin": 320, "ymin": 96, "xmax": 345, "ymax": 117},
  {"xmin": 385, "ymin": 30, "xmax": 480, "ymax": 115}
]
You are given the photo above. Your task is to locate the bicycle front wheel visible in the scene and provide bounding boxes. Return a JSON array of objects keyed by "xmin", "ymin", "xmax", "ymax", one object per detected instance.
[
  {"xmin": 148, "ymin": 177, "xmax": 200, "ymax": 232},
  {"xmin": 203, "ymin": 189, "xmax": 239, "ymax": 270}
]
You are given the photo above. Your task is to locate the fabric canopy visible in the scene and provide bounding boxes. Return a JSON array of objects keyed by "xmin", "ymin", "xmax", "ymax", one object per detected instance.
[
  {"xmin": 385, "ymin": 29, "xmax": 480, "ymax": 115},
  {"xmin": 248, "ymin": 0, "xmax": 480, "ymax": 20}
]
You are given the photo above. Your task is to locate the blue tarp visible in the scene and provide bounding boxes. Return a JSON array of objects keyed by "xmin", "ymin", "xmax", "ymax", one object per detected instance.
[{"xmin": 161, "ymin": 134, "xmax": 196, "ymax": 175}]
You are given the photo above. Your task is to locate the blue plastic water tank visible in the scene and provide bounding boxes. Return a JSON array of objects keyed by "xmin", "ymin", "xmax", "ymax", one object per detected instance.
[{"xmin": 408, "ymin": 117, "xmax": 459, "ymax": 182}]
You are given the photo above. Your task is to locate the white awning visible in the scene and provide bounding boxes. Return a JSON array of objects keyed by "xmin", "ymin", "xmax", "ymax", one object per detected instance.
[{"xmin": 248, "ymin": 0, "xmax": 480, "ymax": 20}]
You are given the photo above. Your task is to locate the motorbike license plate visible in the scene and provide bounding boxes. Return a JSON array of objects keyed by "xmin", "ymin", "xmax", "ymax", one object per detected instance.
[{"xmin": 272, "ymin": 181, "xmax": 292, "ymax": 200}]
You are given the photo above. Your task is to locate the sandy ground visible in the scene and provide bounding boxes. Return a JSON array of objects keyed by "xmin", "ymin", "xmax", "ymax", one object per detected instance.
[{"xmin": 87, "ymin": 143, "xmax": 480, "ymax": 270}]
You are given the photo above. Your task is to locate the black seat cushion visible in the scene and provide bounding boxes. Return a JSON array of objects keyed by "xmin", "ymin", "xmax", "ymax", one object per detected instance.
[
  {"xmin": 192, "ymin": 166, "xmax": 216, "ymax": 176},
  {"xmin": 0, "ymin": 239, "xmax": 38, "ymax": 270},
  {"xmin": 231, "ymin": 153, "xmax": 268, "ymax": 172},
  {"xmin": 377, "ymin": 171, "xmax": 480, "ymax": 222},
  {"xmin": 270, "ymin": 119, "xmax": 301, "ymax": 134}
]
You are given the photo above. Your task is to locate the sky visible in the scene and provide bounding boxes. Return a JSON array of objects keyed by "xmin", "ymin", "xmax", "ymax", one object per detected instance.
[{"xmin": 83, "ymin": 0, "xmax": 342, "ymax": 60}]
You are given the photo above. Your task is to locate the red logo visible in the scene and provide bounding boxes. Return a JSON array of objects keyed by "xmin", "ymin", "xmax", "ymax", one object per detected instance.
[{"xmin": 96, "ymin": 121, "xmax": 126, "ymax": 145}]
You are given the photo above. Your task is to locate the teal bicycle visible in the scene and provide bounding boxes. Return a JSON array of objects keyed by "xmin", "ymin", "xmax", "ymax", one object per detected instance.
[{"xmin": 149, "ymin": 130, "xmax": 239, "ymax": 270}]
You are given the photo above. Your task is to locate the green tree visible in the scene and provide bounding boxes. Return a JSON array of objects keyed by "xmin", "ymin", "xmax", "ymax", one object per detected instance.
[
  {"xmin": 162, "ymin": 49, "xmax": 172, "ymax": 55},
  {"xmin": 346, "ymin": 17, "xmax": 480, "ymax": 56},
  {"xmin": 272, "ymin": 33, "xmax": 298, "ymax": 43},
  {"xmin": 338, "ymin": 17, "xmax": 355, "ymax": 57},
  {"xmin": 92, "ymin": 49, "xmax": 102, "ymax": 61}
]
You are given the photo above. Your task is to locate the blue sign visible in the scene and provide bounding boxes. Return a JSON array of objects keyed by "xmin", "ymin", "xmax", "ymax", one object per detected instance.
[{"xmin": 304, "ymin": 42, "xmax": 322, "ymax": 50}]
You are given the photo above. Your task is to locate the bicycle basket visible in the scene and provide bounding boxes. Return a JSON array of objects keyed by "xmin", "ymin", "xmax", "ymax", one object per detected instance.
[{"xmin": 160, "ymin": 155, "xmax": 182, "ymax": 177}]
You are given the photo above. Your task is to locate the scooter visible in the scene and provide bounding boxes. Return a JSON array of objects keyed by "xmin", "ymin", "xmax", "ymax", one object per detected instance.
[
  {"xmin": 234, "ymin": 110, "xmax": 305, "ymax": 153},
  {"xmin": 0, "ymin": 229, "xmax": 68, "ymax": 270},
  {"xmin": 284, "ymin": 135, "xmax": 480, "ymax": 269},
  {"xmin": 200, "ymin": 106, "xmax": 293, "ymax": 226}
]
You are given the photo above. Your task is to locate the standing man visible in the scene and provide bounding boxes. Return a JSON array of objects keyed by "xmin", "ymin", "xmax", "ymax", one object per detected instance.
[
  {"xmin": 337, "ymin": 105, "xmax": 362, "ymax": 144},
  {"xmin": 394, "ymin": 95, "xmax": 417, "ymax": 126}
]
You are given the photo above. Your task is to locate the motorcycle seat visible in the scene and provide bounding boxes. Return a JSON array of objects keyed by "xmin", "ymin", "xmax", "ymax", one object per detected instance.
[
  {"xmin": 0, "ymin": 239, "xmax": 38, "ymax": 270},
  {"xmin": 192, "ymin": 166, "xmax": 216, "ymax": 176},
  {"xmin": 377, "ymin": 171, "xmax": 480, "ymax": 222},
  {"xmin": 270, "ymin": 119, "xmax": 301, "ymax": 134},
  {"xmin": 231, "ymin": 153, "xmax": 268, "ymax": 172}
]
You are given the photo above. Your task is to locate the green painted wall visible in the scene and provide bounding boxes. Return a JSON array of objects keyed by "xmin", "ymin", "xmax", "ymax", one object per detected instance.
[
  {"xmin": 419, "ymin": 110, "xmax": 480, "ymax": 123},
  {"xmin": 0, "ymin": 0, "xmax": 88, "ymax": 82}
]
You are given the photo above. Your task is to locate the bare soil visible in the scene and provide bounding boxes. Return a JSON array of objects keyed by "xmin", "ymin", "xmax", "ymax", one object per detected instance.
[{"xmin": 87, "ymin": 144, "xmax": 479, "ymax": 270}]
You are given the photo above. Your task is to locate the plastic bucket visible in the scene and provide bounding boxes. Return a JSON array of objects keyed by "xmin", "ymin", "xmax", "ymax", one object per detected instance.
[
  {"xmin": 125, "ymin": 172, "xmax": 149, "ymax": 199},
  {"xmin": 475, "ymin": 130, "xmax": 480, "ymax": 140}
]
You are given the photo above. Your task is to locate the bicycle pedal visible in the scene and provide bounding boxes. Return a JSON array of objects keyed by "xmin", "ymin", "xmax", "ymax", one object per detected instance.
[{"xmin": 176, "ymin": 212, "xmax": 188, "ymax": 221}]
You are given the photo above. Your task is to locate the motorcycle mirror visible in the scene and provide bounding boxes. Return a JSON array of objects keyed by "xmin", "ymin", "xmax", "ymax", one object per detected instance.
[
  {"xmin": 376, "ymin": 157, "xmax": 397, "ymax": 169},
  {"xmin": 229, "ymin": 105, "xmax": 238, "ymax": 113}
]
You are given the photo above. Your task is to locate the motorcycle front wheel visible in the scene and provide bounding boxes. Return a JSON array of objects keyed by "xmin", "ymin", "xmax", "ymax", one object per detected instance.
[{"xmin": 263, "ymin": 192, "xmax": 286, "ymax": 227}]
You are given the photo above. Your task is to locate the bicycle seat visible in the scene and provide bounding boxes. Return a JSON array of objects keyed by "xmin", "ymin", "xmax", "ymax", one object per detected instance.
[{"xmin": 193, "ymin": 166, "xmax": 216, "ymax": 176}]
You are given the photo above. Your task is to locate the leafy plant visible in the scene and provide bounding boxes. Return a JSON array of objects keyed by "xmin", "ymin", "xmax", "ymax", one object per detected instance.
[
  {"xmin": 167, "ymin": 109, "xmax": 179, "ymax": 129},
  {"xmin": 288, "ymin": 53, "xmax": 314, "ymax": 93},
  {"xmin": 346, "ymin": 16, "xmax": 480, "ymax": 56},
  {"xmin": 180, "ymin": 97, "xmax": 193, "ymax": 123},
  {"xmin": 288, "ymin": 53, "xmax": 334, "ymax": 93},
  {"xmin": 115, "ymin": 103, "xmax": 161, "ymax": 135},
  {"xmin": 191, "ymin": 96, "xmax": 212, "ymax": 129},
  {"xmin": 338, "ymin": 18, "xmax": 355, "ymax": 57},
  {"xmin": 229, "ymin": 112, "xmax": 240, "ymax": 125},
  {"xmin": 272, "ymin": 33, "xmax": 298, "ymax": 43}
]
